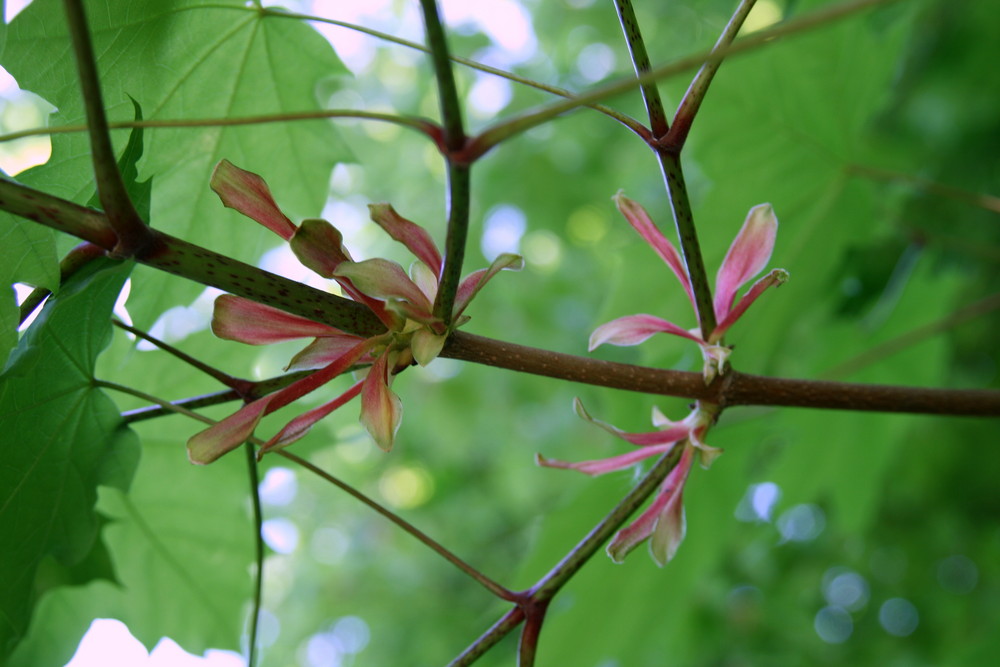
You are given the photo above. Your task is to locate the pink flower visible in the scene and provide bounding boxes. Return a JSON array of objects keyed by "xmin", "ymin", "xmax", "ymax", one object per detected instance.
[
  {"xmin": 187, "ymin": 160, "xmax": 520, "ymax": 463},
  {"xmin": 590, "ymin": 192, "xmax": 787, "ymax": 381},
  {"xmin": 537, "ymin": 398, "xmax": 719, "ymax": 565}
]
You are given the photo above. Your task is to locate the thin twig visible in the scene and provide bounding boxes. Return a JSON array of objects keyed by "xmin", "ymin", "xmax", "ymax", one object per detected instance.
[
  {"xmin": 467, "ymin": 0, "xmax": 903, "ymax": 160},
  {"xmin": 112, "ymin": 318, "xmax": 252, "ymax": 392},
  {"xmin": 277, "ymin": 451, "xmax": 517, "ymax": 601},
  {"xmin": 99, "ymin": 380, "xmax": 516, "ymax": 600},
  {"xmin": 666, "ymin": 0, "xmax": 758, "ymax": 148},
  {"xmin": 847, "ymin": 163, "xmax": 1000, "ymax": 214},
  {"xmin": 252, "ymin": 7, "xmax": 649, "ymax": 138},
  {"xmin": 0, "ymin": 110, "xmax": 440, "ymax": 144},
  {"xmin": 824, "ymin": 293, "xmax": 1000, "ymax": 380}
]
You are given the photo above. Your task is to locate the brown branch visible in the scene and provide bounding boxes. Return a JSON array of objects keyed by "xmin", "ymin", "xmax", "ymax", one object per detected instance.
[{"xmin": 4, "ymin": 178, "xmax": 999, "ymax": 417}]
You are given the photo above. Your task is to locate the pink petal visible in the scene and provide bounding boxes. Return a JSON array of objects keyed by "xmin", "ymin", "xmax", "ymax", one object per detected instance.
[
  {"xmin": 710, "ymin": 268, "xmax": 788, "ymax": 342},
  {"xmin": 607, "ymin": 445, "xmax": 694, "ymax": 565},
  {"xmin": 186, "ymin": 338, "xmax": 373, "ymax": 464},
  {"xmin": 649, "ymin": 488, "xmax": 687, "ymax": 566},
  {"xmin": 369, "ymin": 203, "xmax": 443, "ymax": 276},
  {"xmin": 589, "ymin": 314, "xmax": 704, "ymax": 351},
  {"xmin": 289, "ymin": 218, "xmax": 353, "ymax": 278},
  {"xmin": 334, "ymin": 259, "xmax": 433, "ymax": 315},
  {"xmin": 613, "ymin": 191, "xmax": 696, "ymax": 312},
  {"xmin": 535, "ymin": 444, "xmax": 673, "ymax": 476},
  {"xmin": 714, "ymin": 203, "xmax": 778, "ymax": 323},
  {"xmin": 574, "ymin": 397, "xmax": 691, "ymax": 446},
  {"xmin": 287, "ymin": 221, "xmax": 396, "ymax": 326},
  {"xmin": 258, "ymin": 380, "xmax": 365, "ymax": 457},
  {"xmin": 258, "ymin": 338, "xmax": 374, "ymax": 415},
  {"xmin": 285, "ymin": 336, "xmax": 371, "ymax": 372},
  {"xmin": 211, "ymin": 160, "xmax": 296, "ymax": 240},
  {"xmin": 453, "ymin": 253, "xmax": 523, "ymax": 320},
  {"xmin": 360, "ymin": 350, "xmax": 403, "ymax": 451},
  {"xmin": 212, "ymin": 294, "xmax": 348, "ymax": 344},
  {"xmin": 187, "ymin": 395, "xmax": 273, "ymax": 464}
]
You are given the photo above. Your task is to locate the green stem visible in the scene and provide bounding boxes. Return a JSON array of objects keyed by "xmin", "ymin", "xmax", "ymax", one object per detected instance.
[
  {"xmin": 614, "ymin": 0, "xmax": 669, "ymax": 137},
  {"xmin": 62, "ymin": 0, "xmax": 150, "ymax": 256},
  {"xmin": 420, "ymin": 0, "xmax": 467, "ymax": 153},
  {"xmin": 243, "ymin": 443, "xmax": 264, "ymax": 667},
  {"xmin": 449, "ymin": 445, "xmax": 686, "ymax": 663},
  {"xmin": 419, "ymin": 0, "xmax": 473, "ymax": 324},
  {"xmin": 656, "ymin": 152, "xmax": 716, "ymax": 336},
  {"xmin": 434, "ymin": 163, "xmax": 472, "ymax": 323},
  {"xmin": 530, "ymin": 444, "xmax": 684, "ymax": 600},
  {"xmin": 447, "ymin": 607, "xmax": 525, "ymax": 667},
  {"xmin": 666, "ymin": 0, "xmax": 758, "ymax": 148}
]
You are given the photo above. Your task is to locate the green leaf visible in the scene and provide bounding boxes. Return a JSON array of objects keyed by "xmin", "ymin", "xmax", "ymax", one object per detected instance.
[
  {"xmin": 87, "ymin": 96, "xmax": 152, "ymax": 222},
  {"xmin": 0, "ymin": 257, "xmax": 137, "ymax": 659},
  {"xmin": 0, "ymin": 220, "xmax": 58, "ymax": 365},
  {"xmin": 0, "ymin": 0, "xmax": 351, "ymax": 326},
  {"xmin": 7, "ymin": 437, "xmax": 253, "ymax": 665}
]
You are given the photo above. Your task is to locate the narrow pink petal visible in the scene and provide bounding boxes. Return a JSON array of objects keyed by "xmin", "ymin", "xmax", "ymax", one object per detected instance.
[
  {"xmin": 212, "ymin": 294, "xmax": 348, "ymax": 344},
  {"xmin": 289, "ymin": 218, "xmax": 353, "ymax": 278},
  {"xmin": 613, "ymin": 191, "xmax": 696, "ymax": 311},
  {"xmin": 453, "ymin": 253, "xmax": 524, "ymax": 320},
  {"xmin": 187, "ymin": 395, "xmax": 273, "ymax": 464},
  {"xmin": 187, "ymin": 339, "xmax": 373, "ymax": 464},
  {"xmin": 589, "ymin": 314, "xmax": 703, "ymax": 351},
  {"xmin": 369, "ymin": 203, "xmax": 443, "ymax": 276},
  {"xmin": 335, "ymin": 259, "xmax": 433, "ymax": 314},
  {"xmin": 210, "ymin": 160, "xmax": 296, "ymax": 240},
  {"xmin": 360, "ymin": 351, "xmax": 403, "ymax": 451},
  {"xmin": 710, "ymin": 268, "xmax": 788, "ymax": 342},
  {"xmin": 574, "ymin": 397, "xmax": 691, "ymax": 447},
  {"xmin": 265, "ymin": 338, "xmax": 374, "ymax": 415},
  {"xmin": 258, "ymin": 380, "xmax": 365, "ymax": 457},
  {"xmin": 535, "ymin": 444, "xmax": 673, "ymax": 476},
  {"xmin": 714, "ymin": 203, "xmax": 778, "ymax": 323},
  {"xmin": 607, "ymin": 445, "xmax": 694, "ymax": 564},
  {"xmin": 649, "ymin": 446, "xmax": 695, "ymax": 565},
  {"xmin": 606, "ymin": 483, "xmax": 672, "ymax": 564},
  {"xmin": 285, "ymin": 336, "xmax": 370, "ymax": 372}
]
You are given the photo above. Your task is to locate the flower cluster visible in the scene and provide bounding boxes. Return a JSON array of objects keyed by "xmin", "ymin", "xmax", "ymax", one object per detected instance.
[
  {"xmin": 187, "ymin": 160, "xmax": 521, "ymax": 464},
  {"xmin": 538, "ymin": 192, "xmax": 785, "ymax": 565}
]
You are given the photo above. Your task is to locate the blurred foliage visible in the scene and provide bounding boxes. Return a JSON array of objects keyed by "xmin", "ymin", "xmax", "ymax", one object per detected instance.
[{"xmin": 1, "ymin": 0, "xmax": 998, "ymax": 665}]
